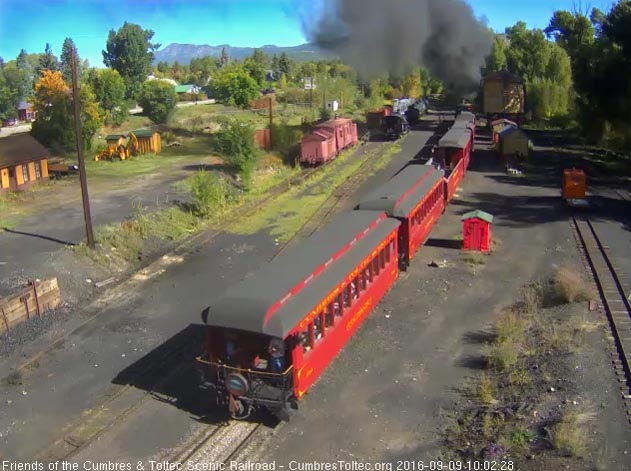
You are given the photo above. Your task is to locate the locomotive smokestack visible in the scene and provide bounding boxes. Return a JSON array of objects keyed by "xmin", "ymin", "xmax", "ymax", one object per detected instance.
[{"xmin": 300, "ymin": 0, "xmax": 492, "ymax": 93}]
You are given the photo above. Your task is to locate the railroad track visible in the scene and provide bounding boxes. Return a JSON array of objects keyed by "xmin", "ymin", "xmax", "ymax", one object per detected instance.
[
  {"xmin": 33, "ymin": 141, "xmax": 387, "ymax": 462},
  {"xmin": 165, "ymin": 421, "xmax": 261, "ymax": 465},
  {"xmin": 571, "ymin": 215, "xmax": 631, "ymax": 421},
  {"xmin": 277, "ymin": 139, "xmax": 397, "ymax": 255}
]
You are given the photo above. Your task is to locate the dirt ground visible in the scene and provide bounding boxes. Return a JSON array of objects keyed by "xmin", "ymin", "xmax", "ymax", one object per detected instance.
[{"xmin": 254, "ymin": 146, "xmax": 631, "ymax": 469}]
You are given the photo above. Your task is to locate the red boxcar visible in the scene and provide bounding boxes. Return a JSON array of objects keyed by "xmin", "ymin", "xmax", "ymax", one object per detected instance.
[
  {"xmin": 357, "ymin": 165, "xmax": 445, "ymax": 268},
  {"xmin": 366, "ymin": 108, "xmax": 391, "ymax": 128},
  {"xmin": 299, "ymin": 118, "xmax": 358, "ymax": 166},
  {"xmin": 198, "ymin": 210, "xmax": 400, "ymax": 420}
]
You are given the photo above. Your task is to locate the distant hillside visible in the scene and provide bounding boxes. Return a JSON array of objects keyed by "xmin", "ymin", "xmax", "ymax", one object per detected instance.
[{"xmin": 153, "ymin": 43, "xmax": 334, "ymax": 65}]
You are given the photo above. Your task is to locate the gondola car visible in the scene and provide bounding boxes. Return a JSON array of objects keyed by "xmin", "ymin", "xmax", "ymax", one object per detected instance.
[
  {"xmin": 380, "ymin": 114, "xmax": 409, "ymax": 140},
  {"xmin": 198, "ymin": 211, "xmax": 400, "ymax": 420},
  {"xmin": 356, "ymin": 165, "xmax": 445, "ymax": 269}
]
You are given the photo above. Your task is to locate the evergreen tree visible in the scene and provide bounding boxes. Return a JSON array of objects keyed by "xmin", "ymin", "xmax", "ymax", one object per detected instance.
[
  {"xmin": 60, "ymin": 38, "xmax": 79, "ymax": 84},
  {"xmin": 220, "ymin": 47, "xmax": 229, "ymax": 67},
  {"xmin": 37, "ymin": 43, "xmax": 59, "ymax": 77}
]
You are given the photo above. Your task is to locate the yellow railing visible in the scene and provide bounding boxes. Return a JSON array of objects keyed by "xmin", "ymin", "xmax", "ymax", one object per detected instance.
[{"xmin": 196, "ymin": 356, "xmax": 293, "ymax": 377}]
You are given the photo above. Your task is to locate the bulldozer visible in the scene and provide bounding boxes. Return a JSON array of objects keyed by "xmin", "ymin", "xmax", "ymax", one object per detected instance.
[{"xmin": 94, "ymin": 132, "xmax": 139, "ymax": 161}]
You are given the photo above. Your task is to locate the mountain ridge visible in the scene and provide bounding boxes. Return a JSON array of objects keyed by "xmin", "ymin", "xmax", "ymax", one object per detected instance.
[{"xmin": 153, "ymin": 43, "xmax": 333, "ymax": 65}]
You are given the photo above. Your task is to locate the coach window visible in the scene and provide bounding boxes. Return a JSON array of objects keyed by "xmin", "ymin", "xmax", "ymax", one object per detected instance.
[
  {"xmin": 385, "ymin": 243, "xmax": 391, "ymax": 264},
  {"xmin": 334, "ymin": 294, "xmax": 343, "ymax": 317},
  {"xmin": 351, "ymin": 277, "xmax": 359, "ymax": 300},
  {"xmin": 301, "ymin": 326, "xmax": 313, "ymax": 353},
  {"xmin": 343, "ymin": 285, "xmax": 351, "ymax": 308},
  {"xmin": 372, "ymin": 256, "xmax": 380, "ymax": 277},
  {"xmin": 360, "ymin": 269, "xmax": 367, "ymax": 290},
  {"xmin": 325, "ymin": 304, "xmax": 334, "ymax": 327},
  {"xmin": 379, "ymin": 249, "xmax": 385, "ymax": 270},
  {"xmin": 390, "ymin": 239, "xmax": 396, "ymax": 257},
  {"xmin": 314, "ymin": 314, "xmax": 323, "ymax": 341}
]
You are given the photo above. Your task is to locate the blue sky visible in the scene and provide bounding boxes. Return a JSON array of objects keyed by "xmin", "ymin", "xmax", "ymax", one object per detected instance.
[{"xmin": 0, "ymin": 0, "xmax": 617, "ymax": 67}]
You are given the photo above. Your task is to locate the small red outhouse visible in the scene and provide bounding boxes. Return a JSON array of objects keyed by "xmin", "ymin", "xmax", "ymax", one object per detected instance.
[{"xmin": 462, "ymin": 210, "xmax": 494, "ymax": 252}]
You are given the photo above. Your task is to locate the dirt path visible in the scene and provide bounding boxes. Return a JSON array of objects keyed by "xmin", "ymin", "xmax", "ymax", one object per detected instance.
[
  {"xmin": 0, "ymin": 129, "xmax": 432, "ymax": 460},
  {"xmin": 254, "ymin": 148, "xmax": 631, "ymax": 468}
]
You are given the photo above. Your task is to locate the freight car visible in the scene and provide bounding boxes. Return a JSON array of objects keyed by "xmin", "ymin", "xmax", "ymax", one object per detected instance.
[
  {"xmin": 299, "ymin": 118, "xmax": 358, "ymax": 166},
  {"xmin": 198, "ymin": 211, "xmax": 400, "ymax": 420}
]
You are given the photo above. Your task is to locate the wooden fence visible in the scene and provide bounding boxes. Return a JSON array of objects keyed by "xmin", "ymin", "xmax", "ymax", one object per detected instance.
[{"xmin": 0, "ymin": 278, "xmax": 61, "ymax": 334}]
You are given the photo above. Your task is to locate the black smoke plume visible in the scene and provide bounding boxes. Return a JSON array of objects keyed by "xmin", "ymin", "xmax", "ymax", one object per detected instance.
[{"xmin": 300, "ymin": 0, "xmax": 493, "ymax": 92}]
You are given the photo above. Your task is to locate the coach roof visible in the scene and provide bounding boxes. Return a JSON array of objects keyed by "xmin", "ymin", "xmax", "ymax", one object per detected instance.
[
  {"xmin": 356, "ymin": 166, "xmax": 444, "ymax": 218},
  {"xmin": 439, "ymin": 127, "xmax": 472, "ymax": 149},
  {"xmin": 203, "ymin": 211, "xmax": 398, "ymax": 337}
]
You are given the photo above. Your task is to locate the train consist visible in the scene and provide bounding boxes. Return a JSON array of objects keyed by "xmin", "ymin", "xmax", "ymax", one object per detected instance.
[
  {"xmin": 198, "ymin": 112, "xmax": 475, "ymax": 420},
  {"xmin": 299, "ymin": 118, "xmax": 359, "ymax": 166}
]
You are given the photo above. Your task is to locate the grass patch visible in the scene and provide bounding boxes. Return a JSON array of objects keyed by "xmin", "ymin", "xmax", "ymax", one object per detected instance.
[
  {"xmin": 551, "ymin": 410, "xmax": 590, "ymax": 457},
  {"xmin": 4, "ymin": 371, "xmax": 23, "ymax": 386},
  {"xmin": 460, "ymin": 251, "xmax": 487, "ymax": 267},
  {"xmin": 225, "ymin": 141, "xmax": 396, "ymax": 242},
  {"xmin": 550, "ymin": 265, "xmax": 592, "ymax": 304},
  {"xmin": 477, "ymin": 372, "xmax": 497, "ymax": 405}
]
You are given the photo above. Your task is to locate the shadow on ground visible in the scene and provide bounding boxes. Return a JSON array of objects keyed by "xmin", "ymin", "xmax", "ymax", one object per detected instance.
[{"xmin": 112, "ymin": 324, "xmax": 279, "ymax": 426}]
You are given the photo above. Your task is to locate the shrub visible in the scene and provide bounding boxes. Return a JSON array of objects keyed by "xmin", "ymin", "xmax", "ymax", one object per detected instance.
[
  {"xmin": 552, "ymin": 266, "xmax": 592, "ymax": 304},
  {"xmin": 190, "ymin": 171, "xmax": 230, "ymax": 218},
  {"xmin": 138, "ymin": 80, "xmax": 178, "ymax": 124},
  {"xmin": 213, "ymin": 119, "xmax": 258, "ymax": 191}
]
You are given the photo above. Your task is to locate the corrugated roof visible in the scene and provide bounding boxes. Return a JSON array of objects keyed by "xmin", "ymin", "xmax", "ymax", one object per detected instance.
[
  {"xmin": 439, "ymin": 128, "xmax": 472, "ymax": 148},
  {"xmin": 0, "ymin": 133, "xmax": 50, "ymax": 168},
  {"xmin": 204, "ymin": 211, "xmax": 396, "ymax": 338},
  {"xmin": 174, "ymin": 84, "xmax": 195, "ymax": 93},
  {"xmin": 105, "ymin": 133, "xmax": 127, "ymax": 140},
  {"xmin": 462, "ymin": 210, "xmax": 493, "ymax": 223},
  {"xmin": 498, "ymin": 126, "xmax": 526, "ymax": 138},
  {"xmin": 357, "ymin": 165, "xmax": 444, "ymax": 218},
  {"xmin": 132, "ymin": 129, "xmax": 158, "ymax": 138}
]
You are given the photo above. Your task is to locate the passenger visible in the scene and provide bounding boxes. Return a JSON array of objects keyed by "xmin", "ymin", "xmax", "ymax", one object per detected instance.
[
  {"xmin": 269, "ymin": 338, "xmax": 285, "ymax": 373},
  {"xmin": 351, "ymin": 282, "xmax": 358, "ymax": 300}
]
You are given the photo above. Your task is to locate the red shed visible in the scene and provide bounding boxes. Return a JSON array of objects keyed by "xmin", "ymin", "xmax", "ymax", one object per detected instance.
[{"xmin": 462, "ymin": 210, "xmax": 493, "ymax": 253}]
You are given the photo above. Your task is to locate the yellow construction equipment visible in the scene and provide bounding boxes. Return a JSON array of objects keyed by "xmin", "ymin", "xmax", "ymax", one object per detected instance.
[{"xmin": 94, "ymin": 132, "xmax": 139, "ymax": 161}]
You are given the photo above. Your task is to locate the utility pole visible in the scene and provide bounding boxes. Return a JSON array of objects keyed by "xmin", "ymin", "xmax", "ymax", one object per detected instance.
[
  {"xmin": 268, "ymin": 96, "xmax": 273, "ymax": 150},
  {"xmin": 71, "ymin": 47, "xmax": 95, "ymax": 248}
]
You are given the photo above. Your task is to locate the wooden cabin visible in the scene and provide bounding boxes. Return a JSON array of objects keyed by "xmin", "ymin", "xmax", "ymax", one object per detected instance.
[
  {"xmin": 104, "ymin": 133, "xmax": 127, "ymax": 151},
  {"xmin": 481, "ymin": 71, "xmax": 525, "ymax": 116},
  {"xmin": 132, "ymin": 129, "xmax": 161, "ymax": 154},
  {"xmin": 498, "ymin": 126, "xmax": 529, "ymax": 158},
  {"xmin": 0, "ymin": 134, "xmax": 50, "ymax": 192}
]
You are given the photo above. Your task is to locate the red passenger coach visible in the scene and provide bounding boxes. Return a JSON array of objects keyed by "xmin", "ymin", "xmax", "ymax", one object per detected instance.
[
  {"xmin": 437, "ymin": 128, "xmax": 472, "ymax": 203},
  {"xmin": 198, "ymin": 211, "xmax": 400, "ymax": 420},
  {"xmin": 356, "ymin": 165, "xmax": 445, "ymax": 269}
]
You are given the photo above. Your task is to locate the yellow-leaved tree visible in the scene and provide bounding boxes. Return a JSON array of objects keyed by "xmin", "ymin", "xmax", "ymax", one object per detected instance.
[{"xmin": 31, "ymin": 70, "xmax": 102, "ymax": 150}]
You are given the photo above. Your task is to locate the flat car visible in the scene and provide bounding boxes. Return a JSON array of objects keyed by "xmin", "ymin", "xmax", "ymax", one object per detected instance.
[
  {"xmin": 356, "ymin": 165, "xmax": 445, "ymax": 269},
  {"xmin": 198, "ymin": 211, "xmax": 400, "ymax": 420}
]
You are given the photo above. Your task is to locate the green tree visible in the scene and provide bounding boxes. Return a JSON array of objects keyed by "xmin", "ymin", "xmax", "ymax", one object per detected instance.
[
  {"xmin": 90, "ymin": 68, "xmax": 127, "ymax": 125},
  {"xmin": 37, "ymin": 43, "xmax": 59, "ymax": 77},
  {"xmin": 271, "ymin": 54, "xmax": 280, "ymax": 78},
  {"xmin": 278, "ymin": 53, "xmax": 292, "ymax": 78},
  {"xmin": 209, "ymin": 65, "xmax": 260, "ymax": 108},
  {"xmin": 485, "ymin": 34, "xmax": 508, "ymax": 73},
  {"xmin": 190, "ymin": 56, "xmax": 218, "ymax": 85},
  {"xmin": 15, "ymin": 49, "xmax": 34, "ymax": 99},
  {"xmin": 60, "ymin": 38, "xmax": 80, "ymax": 84},
  {"xmin": 220, "ymin": 47, "xmax": 229, "ymax": 67},
  {"xmin": 243, "ymin": 57, "xmax": 266, "ymax": 87},
  {"xmin": 103, "ymin": 22, "xmax": 160, "ymax": 99},
  {"xmin": 30, "ymin": 70, "xmax": 101, "ymax": 150},
  {"xmin": 138, "ymin": 79, "xmax": 177, "ymax": 124},
  {"xmin": 0, "ymin": 69, "xmax": 18, "ymax": 120},
  {"xmin": 214, "ymin": 119, "xmax": 257, "ymax": 191}
]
